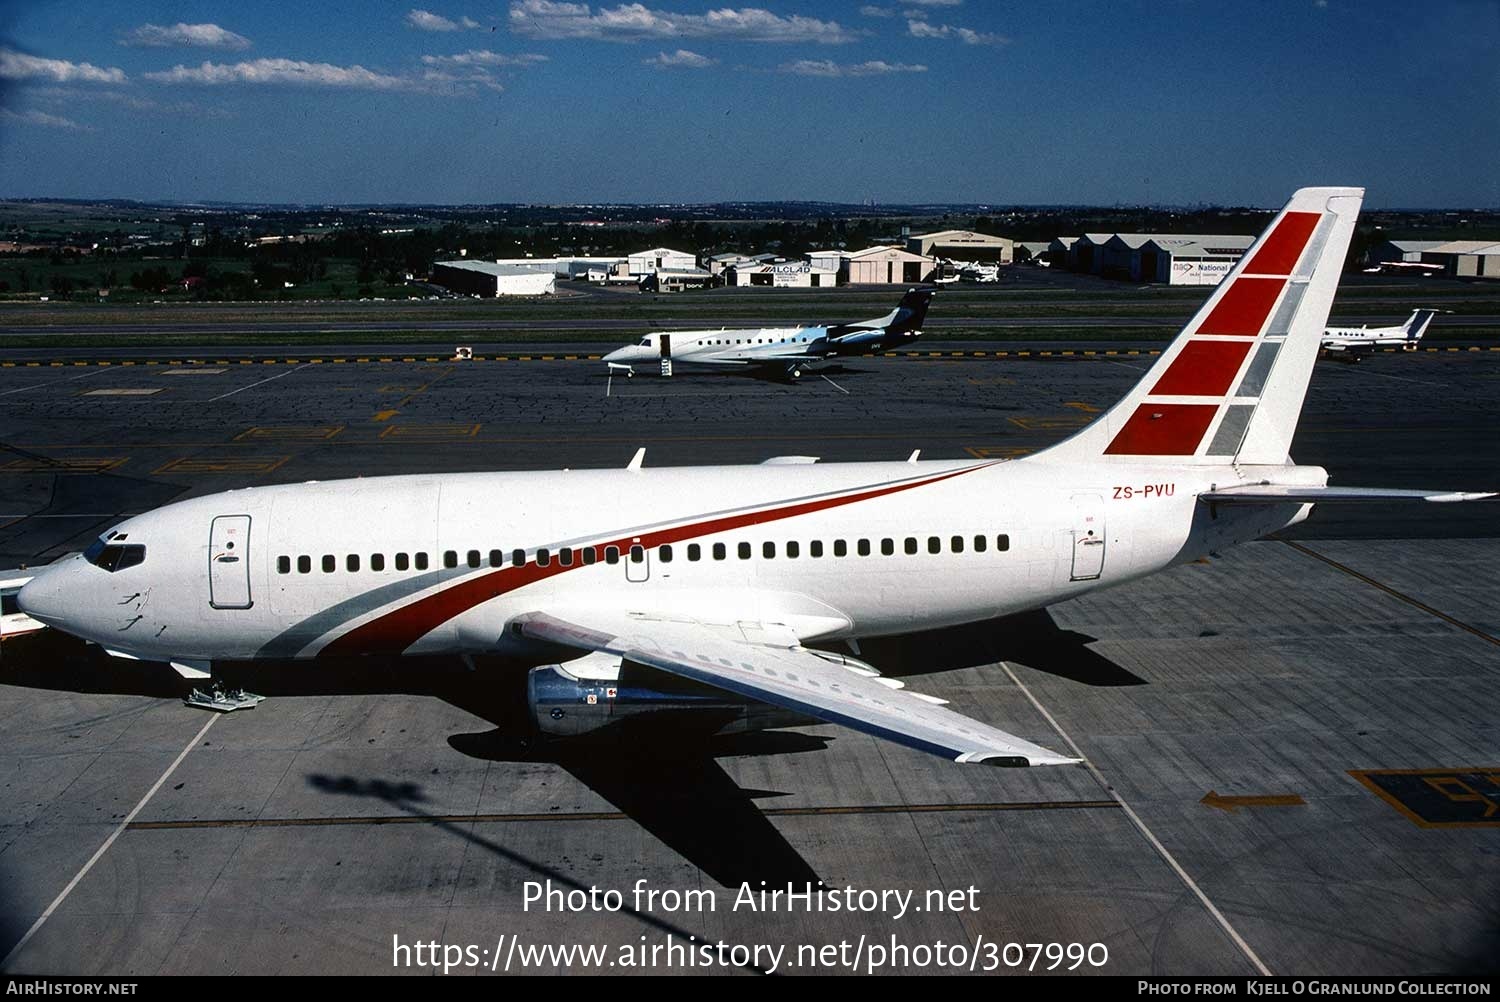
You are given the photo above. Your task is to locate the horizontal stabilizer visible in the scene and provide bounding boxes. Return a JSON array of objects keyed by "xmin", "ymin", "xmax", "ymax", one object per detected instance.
[{"xmin": 1200, "ymin": 485, "xmax": 1497, "ymax": 505}]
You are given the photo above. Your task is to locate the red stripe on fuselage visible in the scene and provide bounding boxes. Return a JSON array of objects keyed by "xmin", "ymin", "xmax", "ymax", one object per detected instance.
[
  {"xmin": 1245, "ymin": 211, "xmax": 1321, "ymax": 275},
  {"xmin": 1195, "ymin": 277, "xmax": 1285, "ymax": 337},
  {"xmin": 1148, "ymin": 339, "xmax": 1252, "ymax": 397},
  {"xmin": 317, "ymin": 463, "xmax": 994, "ymax": 657}
]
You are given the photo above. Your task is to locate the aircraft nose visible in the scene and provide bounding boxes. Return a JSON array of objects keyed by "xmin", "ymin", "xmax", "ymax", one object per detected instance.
[
  {"xmin": 17, "ymin": 563, "xmax": 71, "ymax": 626},
  {"xmin": 602, "ymin": 347, "xmax": 628, "ymax": 363}
]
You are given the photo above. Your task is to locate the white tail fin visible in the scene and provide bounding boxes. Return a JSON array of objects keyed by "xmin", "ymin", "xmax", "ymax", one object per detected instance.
[{"xmin": 1035, "ymin": 187, "xmax": 1364, "ymax": 466}]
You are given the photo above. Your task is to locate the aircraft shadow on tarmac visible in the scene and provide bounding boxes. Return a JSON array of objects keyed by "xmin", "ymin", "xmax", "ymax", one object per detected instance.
[{"xmin": 0, "ymin": 609, "xmax": 1137, "ymax": 889}]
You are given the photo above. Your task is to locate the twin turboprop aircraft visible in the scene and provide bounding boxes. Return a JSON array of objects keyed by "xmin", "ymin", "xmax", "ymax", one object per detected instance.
[
  {"xmin": 1321, "ymin": 308, "xmax": 1439, "ymax": 357},
  {"xmin": 15, "ymin": 187, "xmax": 1495, "ymax": 767},
  {"xmin": 601, "ymin": 287, "xmax": 935, "ymax": 379}
]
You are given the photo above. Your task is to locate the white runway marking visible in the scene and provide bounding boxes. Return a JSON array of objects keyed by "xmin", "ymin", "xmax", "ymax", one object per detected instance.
[
  {"xmin": 1001, "ymin": 662, "xmax": 1273, "ymax": 976},
  {"xmin": 0, "ymin": 713, "xmax": 218, "ymax": 970},
  {"xmin": 209, "ymin": 362, "xmax": 314, "ymax": 402},
  {"xmin": 820, "ymin": 374, "xmax": 850, "ymax": 395},
  {"xmin": 0, "ymin": 367, "xmax": 111, "ymax": 397},
  {"xmin": 1347, "ymin": 368, "xmax": 1447, "ymax": 388},
  {"xmin": 605, "ymin": 373, "xmax": 612, "ymax": 398}
]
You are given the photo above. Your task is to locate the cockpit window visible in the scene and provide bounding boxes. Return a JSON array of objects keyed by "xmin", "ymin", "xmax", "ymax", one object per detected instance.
[
  {"xmin": 88, "ymin": 543, "xmax": 146, "ymax": 572},
  {"xmin": 637, "ymin": 337, "xmax": 652, "ymax": 347}
]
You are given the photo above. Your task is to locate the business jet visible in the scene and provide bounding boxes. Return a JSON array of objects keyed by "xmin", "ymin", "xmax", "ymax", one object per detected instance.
[
  {"xmin": 1321, "ymin": 309, "xmax": 1439, "ymax": 358},
  {"xmin": 15, "ymin": 188, "xmax": 1494, "ymax": 768},
  {"xmin": 601, "ymin": 287, "xmax": 934, "ymax": 379}
]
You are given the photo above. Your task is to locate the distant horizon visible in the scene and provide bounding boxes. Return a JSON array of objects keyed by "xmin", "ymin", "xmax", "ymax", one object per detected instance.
[
  {"xmin": 2, "ymin": 3, "xmax": 1495, "ymax": 209},
  {"xmin": 5, "ymin": 194, "xmax": 1497, "ymax": 214}
]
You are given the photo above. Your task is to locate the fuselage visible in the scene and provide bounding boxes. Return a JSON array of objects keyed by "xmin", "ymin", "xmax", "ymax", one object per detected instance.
[
  {"xmin": 600, "ymin": 323, "xmax": 917, "ymax": 369},
  {"xmin": 17, "ymin": 457, "xmax": 1312, "ymax": 664}
]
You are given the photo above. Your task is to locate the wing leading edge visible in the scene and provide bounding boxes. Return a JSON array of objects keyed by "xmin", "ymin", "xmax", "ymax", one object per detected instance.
[{"xmin": 517, "ymin": 610, "xmax": 1079, "ymax": 767}]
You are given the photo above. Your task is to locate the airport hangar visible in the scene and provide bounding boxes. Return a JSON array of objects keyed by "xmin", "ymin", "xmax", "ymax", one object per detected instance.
[
  {"xmin": 905, "ymin": 229, "xmax": 1014, "ymax": 264},
  {"xmin": 429, "ymin": 260, "xmax": 557, "ymax": 297}
]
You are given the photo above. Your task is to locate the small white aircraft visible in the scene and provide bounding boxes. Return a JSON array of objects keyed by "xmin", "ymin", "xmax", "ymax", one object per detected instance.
[
  {"xmin": 602, "ymin": 288, "xmax": 934, "ymax": 380},
  {"xmin": 1322, "ymin": 309, "xmax": 1439, "ymax": 357},
  {"xmin": 14, "ymin": 188, "xmax": 1494, "ymax": 768}
]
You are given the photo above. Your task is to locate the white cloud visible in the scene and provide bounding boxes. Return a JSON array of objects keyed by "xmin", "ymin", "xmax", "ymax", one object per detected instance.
[
  {"xmin": 0, "ymin": 47, "xmax": 127, "ymax": 84},
  {"xmin": 120, "ymin": 23, "xmax": 252, "ymax": 50},
  {"xmin": 406, "ymin": 9, "xmax": 482, "ymax": 31},
  {"xmin": 860, "ymin": 6, "xmax": 895, "ymax": 16},
  {"xmin": 778, "ymin": 59, "xmax": 926, "ymax": 77},
  {"xmin": 33, "ymin": 87, "xmax": 232, "ymax": 119},
  {"xmin": 906, "ymin": 0, "xmax": 962, "ymax": 6},
  {"xmin": 144, "ymin": 58, "xmax": 418, "ymax": 91},
  {"xmin": 420, "ymin": 50, "xmax": 548, "ymax": 67},
  {"xmin": 643, "ymin": 48, "xmax": 716, "ymax": 68},
  {"xmin": 907, "ymin": 19, "xmax": 1008, "ymax": 46},
  {"xmin": 0, "ymin": 107, "xmax": 87, "ymax": 130},
  {"xmin": 508, "ymin": 1, "xmax": 859, "ymax": 44}
]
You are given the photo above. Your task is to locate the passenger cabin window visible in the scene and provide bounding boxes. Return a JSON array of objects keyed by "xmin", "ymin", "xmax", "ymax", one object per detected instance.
[
  {"xmin": 629, "ymin": 545, "xmax": 644, "ymax": 564},
  {"xmin": 951, "ymin": 535, "xmax": 965, "ymax": 553},
  {"xmin": 489, "ymin": 549, "xmax": 503, "ymax": 568},
  {"xmin": 713, "ymin": 543, "xmax": 726, "ymax": 560},
  {"xmin": 415, "ymin": 552, "xmax": 429, "ymax": 570},
  {"xmin": 298, "ymin": 555, "xmax": 311, "ymax": 574},
  {"xmin": 996, "ymin": 534, "xmax": 1011, "ymax": 551},
  {"xmin": 605, "ymin": 546, "xmax": 620, "ymax": 565},
  {"xmin": 738, "ymin": 542, "xmax": 751, "ymax": 559},
  {"xmin": 467, "ymin": 549, "xmax": 481, "ymax": 568},
  {"xmin": 763, "ymin": 542, "xmax": 775, "ymax": 559},
  {"xmin": 834, "ymin": 540, "xmax": 847, "ymax": 557},
  {"xmin": 809, "ymin": 540, "xmax": 822, "ymax": 558},
  {"xmin": 857, "ymin": 539, "xmax": 871, "ymax": 557},
  {"xmin": 322, "ymin": 555, "xmax": 335, "ymax": 573},
  {"xmin": 346, "ymin": 554, "xmax": 360, "ymax": 572},
  {"xmin": 371, "ymin": 553, "xmax": 386, "ymax": 571},
  {"xmin": 904, "ymin": 538, "xmax": 918, "ymax": 555},
  {"xmin": 928, "ymin": 536, "xmax": 941, "ymax": 554},
  {"xmin": 973, "ymin": 535, "xmax": 988, "ymax": 553},
  {"xmin": 881, "ymin": 538, "xmax": 895, "ymax": 556},
  {"xmin": 659, "ymin": 545, "xmax": 673, "ymax": 563},
  {"xmin": 687, "ymin": 544, "xmax": 701, "ymax": 561},
  {"xmin": 513, "ymin": 548, "xmax": 526, "ymax": 566},
  {"xmin": 277, "ymin": 556, "xmax": 291, "ymax": 574},
  {"xmin": 395, "ymin": 553, "xmax": 410, "ymax": 571},
  {"xmin": 537, "ymin": 548, "xmax": 551, "ymax": 567},
  {"xmin": 582, "ymin": 547, "xmax": 597, "ymax": 565},
  {"xmin": 559, "ymin": 547, "xmax": 573, "ymax": 567},
  {"xmin": 443, "ymin": 550, "xmax": 457, "ymax": 569},
  {"xmin": 786, "ymin": 541, "xmax": 800, "ymax": 559}
]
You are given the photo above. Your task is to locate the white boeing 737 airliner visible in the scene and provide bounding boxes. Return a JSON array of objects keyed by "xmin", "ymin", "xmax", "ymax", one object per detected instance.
[{"xmin": 16, "ymin": 187, "xmax": 1494, "ymax": 767}]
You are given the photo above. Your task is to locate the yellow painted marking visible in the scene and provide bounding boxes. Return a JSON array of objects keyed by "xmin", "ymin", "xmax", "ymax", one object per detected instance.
[
  {"xmin": 378, "ymin": 423, "xmax": 481, "ymax": 440},
  {"xmin": 154, "ymin": 455, "xmax": 290, "ymax": 475},
  {"xmin": 1008, "ymin": 414, "xmax": 1091, "ymax": 431},
  {"xmin": 372, "ymin": 410, "xmax": 399, "ymax": 422},
  {"xmin": 1200, "ymin": 791, "xmax": 1305, "ymax": 813},
  {"xmin": 0, "ymin": 457, "xmax": 127, "ymax": 474},
  {"xmin": 1064, "ymin": 401, "xmax": 1101, "ymax": 413},
  {"xmin": 964, "ymin": 445, "xmax": 1033, "ymax": 459},
  {"xmin": 233, "ymin": 425, "xmax": 344, "ymax": 442}
]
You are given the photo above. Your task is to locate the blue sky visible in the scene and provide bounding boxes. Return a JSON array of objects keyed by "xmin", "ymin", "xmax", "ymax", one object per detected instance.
[{"xmin": 0, "ymin": 1, "xmax": 1495, "ymax": 207}]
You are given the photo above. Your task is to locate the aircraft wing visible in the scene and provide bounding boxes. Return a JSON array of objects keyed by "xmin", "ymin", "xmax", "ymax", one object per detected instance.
[{"xmin": 516, "ymin": 609, "xmax": 1078, "ymax": 767}]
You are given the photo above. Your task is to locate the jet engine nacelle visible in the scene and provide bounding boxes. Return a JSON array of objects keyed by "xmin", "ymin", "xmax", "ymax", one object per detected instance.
[{"xmin": 527, "ymin": 659, "xmax": 809, "ymax": 738}]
